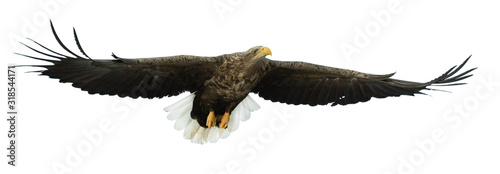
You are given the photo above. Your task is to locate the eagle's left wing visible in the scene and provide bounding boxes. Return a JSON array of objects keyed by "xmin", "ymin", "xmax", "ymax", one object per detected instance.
[
  {"xmin": 16, "ymin": 21, "xmax": 221, "ymax": 99},
  {"xmin": 252, "ymin": 57, "xmax": 475, "ymax": 106}
]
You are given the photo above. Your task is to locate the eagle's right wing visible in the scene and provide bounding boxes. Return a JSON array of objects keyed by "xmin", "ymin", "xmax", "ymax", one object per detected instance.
[
  {"xmin": 16, "ymin": 21, "xmax": 221, "ymax": 99},
  {"xmin": 252, "ymin": 57, "xmax": 476, "ymax": 106}
]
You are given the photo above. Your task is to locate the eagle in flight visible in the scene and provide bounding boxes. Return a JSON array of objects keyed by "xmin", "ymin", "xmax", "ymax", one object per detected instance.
[{"xmin": 17, "ymin": 22, "xmax": 476, "ymax": 144}]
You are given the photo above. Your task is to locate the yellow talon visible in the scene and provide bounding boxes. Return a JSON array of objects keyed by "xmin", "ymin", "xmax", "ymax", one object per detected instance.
[
  {"xmin": 219, "ymin": 112, "xmax": 230, "ymax": 129},
  {"xmin": 206, "ymin": 110, "xmax": 216, "ymax": 128}
]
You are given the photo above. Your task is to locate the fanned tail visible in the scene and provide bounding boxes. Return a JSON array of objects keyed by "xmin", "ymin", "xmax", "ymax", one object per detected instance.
[{"xmin": 164, "ymin": 94, "xmax": 260, "ymax": 144}]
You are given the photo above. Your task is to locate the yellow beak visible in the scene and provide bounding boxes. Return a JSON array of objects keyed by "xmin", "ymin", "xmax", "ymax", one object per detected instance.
[{"xmin": 257, "ymin": 46, "xmax": 272, "ymax": 58}]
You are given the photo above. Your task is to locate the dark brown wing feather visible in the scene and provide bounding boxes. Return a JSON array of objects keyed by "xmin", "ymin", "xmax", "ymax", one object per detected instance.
[
  {"xmin": 16, "ymin": 21, "xmax": 220, "ymax": 99},
  {"xmin": 252, "ymin": 57, "xmax": 476, "ymax": 106}
]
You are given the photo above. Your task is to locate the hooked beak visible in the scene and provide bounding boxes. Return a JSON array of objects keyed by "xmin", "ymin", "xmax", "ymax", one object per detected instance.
[{"xmin": 256, "ymin": 46, "xmax": 272, "ymax": 58}]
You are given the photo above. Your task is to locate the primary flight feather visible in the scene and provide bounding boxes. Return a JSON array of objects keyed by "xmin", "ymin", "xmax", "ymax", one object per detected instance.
[{"xmin": 16, "ymin": 22, "xmax": 476, "ymax": 144}]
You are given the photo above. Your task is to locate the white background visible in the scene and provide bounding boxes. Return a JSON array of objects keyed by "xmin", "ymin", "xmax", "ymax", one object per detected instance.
[{"xmin": 1, "ymin": 0, "xmax": 499, "ymax": 174}]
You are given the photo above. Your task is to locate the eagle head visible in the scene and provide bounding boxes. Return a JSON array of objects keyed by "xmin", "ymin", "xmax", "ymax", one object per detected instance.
[{"xmin": 246, "ymin": 46, "xmax": 272, "ymax": 59}]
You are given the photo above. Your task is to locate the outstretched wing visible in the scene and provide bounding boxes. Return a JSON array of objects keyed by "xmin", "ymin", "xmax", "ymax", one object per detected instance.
[
  {"xmin": 252, "ymin": 57, "xmax": 476, "ymax": 106},
  {"xmin": 16, "ymin": 21, "xmax": 220, "ymax": 99}
]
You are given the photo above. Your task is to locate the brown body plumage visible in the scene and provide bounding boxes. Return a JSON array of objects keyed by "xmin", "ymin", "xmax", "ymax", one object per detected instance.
[{"xmin": 193, "ymin": 48, "xmax": 270, "ymax": 127}]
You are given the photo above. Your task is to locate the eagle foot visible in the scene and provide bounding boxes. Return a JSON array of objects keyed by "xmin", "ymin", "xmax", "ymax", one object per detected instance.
[
  {"xmin": 219, "ymin": 112, "xmax": 230, "ymax": 129},
  {"xmin": 206, "ymin": 110, "xmax": 216, "ymax": 128}
]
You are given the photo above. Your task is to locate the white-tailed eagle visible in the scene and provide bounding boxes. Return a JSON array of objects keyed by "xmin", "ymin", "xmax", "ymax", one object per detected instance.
[{"xmin": 16, "ymin": 22, "xmax": 476, "ymax": 144}]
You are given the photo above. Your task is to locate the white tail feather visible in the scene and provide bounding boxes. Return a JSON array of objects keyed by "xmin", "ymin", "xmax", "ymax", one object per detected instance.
[
  {"xmin": 174, "ymin": 111, "xmax": 191, "ymax": 130},
  {"xmin": 164, "ymin": 94, "xmax": 195, "ymax": 112},
  {"xmin": 164, "ymin": 94, "xmax": 260, "ymax": 144},
  {"xmin": 165, "ymin": 94, "xmax": 195, "ymax": 120},
  {"xmin": 245, "ymin": 96, "xmax": 260, "ymax": 111}
]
